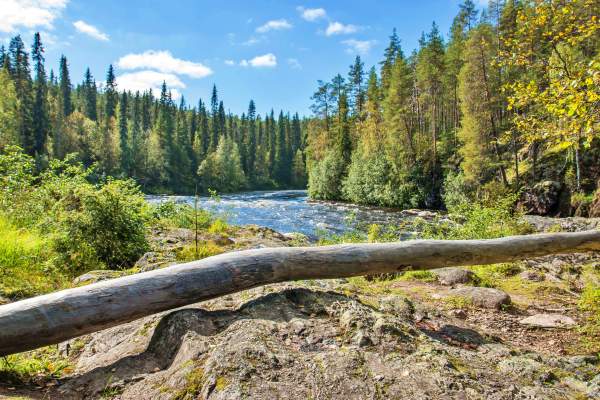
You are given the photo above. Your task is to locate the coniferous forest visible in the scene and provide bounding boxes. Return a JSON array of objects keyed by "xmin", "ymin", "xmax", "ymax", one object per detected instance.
[
  {"xmin": 306, "ymin": 0, "xmax": 599, "ymax": 210},
  {"xmin": 0, "ymin": 0, "xmax": 598, "ymax": 209},
  {"xmin": 0, "ymin": 35, "xmax": 307, "ymax": 194}
]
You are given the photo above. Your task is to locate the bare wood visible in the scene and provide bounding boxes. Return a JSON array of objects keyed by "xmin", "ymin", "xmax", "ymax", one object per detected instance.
[{"xmin": 1, "ymin": 230, "xmax": 599, "ymax": 356}]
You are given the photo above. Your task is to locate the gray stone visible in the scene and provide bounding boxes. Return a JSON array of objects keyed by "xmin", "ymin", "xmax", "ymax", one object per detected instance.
[
  {"xmin": 133, "ymin": 251, "xmax": 158, "ymax": 269},
  {"xmin": 72, "ymin": 270, "xmax": 123, "ymax": 285},
  {"xmin": 519, "ymin": 270, "xmax": 545, "ymax": 282},
  {"xmin": 432, "ymin": 267, "xmax": 476, "ymax": 285},
  {"xmin": 448, "ymin": 287, "xmax": 511, "ymax": 310},
  {"xmin": 519, "ymin": 314, "xmax": 576, "ymax": 328}
]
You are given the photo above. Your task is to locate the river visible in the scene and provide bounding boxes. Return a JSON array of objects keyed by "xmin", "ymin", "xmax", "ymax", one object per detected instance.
[{"xmin": 146, "ymin": 190, "xmax": 418, "ymax": 238}]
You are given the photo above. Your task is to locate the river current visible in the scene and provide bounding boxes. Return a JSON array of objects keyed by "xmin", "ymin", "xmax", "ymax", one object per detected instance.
[{"xmin": 146, "ymin": 190, "xmax": 413, "ymax": 238}]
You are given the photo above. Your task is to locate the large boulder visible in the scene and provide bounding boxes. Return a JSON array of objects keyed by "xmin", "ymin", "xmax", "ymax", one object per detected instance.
[
  {"xmin": 519, "ymin": 314, "xmax": 576, "ymax": 329},
  {"xmin": 432, "ymin": 267, "xmax": 477, "ymax": 286},
  {"xmin": 518, "ymin": 181, "xmax": 570, "ymax": 216},
  {"xmin": 447, "ymin": 287, "xmax": 511, "ymax": 310}
]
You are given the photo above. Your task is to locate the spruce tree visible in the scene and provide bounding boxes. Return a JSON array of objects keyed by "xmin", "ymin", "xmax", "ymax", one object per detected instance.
[
  {"xmin": 59, "ymin": 55, "xmax": 72, "ymax": 118},
  {"xmin": 8, "ymin": 35, "xmax": 35, "ymax": 154},
  {"xmin": 210, "ymin": 85, "xmax": 219, "ymax": 150},
  {"xmin": 105, "ymin": 64, "xmax": 117, "ymax": 120},
  {"xmin": 83, "ymin": 68, "xmax": 97, "ymax": 121},
  {"xmin": 246, "ymin": 100, "xmax": 257, "ymax": 180},
  {"xmin": 31, "ymin": 32, "xmax": 49, "ymax": 155},
  {"xmin": 118, "ymin": 92, "xmax": 131, "ymax": 174}
]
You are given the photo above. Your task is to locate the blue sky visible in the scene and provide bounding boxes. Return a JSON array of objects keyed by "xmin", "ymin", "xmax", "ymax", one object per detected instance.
[{"xmin": 1, "ymin": 0, "xmax": 485, "ymax": 116}]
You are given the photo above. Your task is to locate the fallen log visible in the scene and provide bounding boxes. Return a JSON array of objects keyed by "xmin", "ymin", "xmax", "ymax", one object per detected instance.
[{"xmin": 1, "ymin": 230, "xmax": 599, "ymax": 356}]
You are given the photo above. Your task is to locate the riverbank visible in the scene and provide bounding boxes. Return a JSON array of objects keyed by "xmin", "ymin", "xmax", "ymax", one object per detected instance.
[{"xmin": 1, "ymin": 216, "xmax": 600, "ymax": 399}]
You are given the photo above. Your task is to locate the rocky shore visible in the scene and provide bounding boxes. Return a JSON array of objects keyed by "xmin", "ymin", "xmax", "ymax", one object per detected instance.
[{"xmin": 1, "ymin": 218, "xmax": 599, "ymax": 399}]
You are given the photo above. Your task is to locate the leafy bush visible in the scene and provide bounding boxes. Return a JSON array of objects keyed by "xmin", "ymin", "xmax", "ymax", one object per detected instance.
[
  {"xmin": 342, "ymin": 148, "xmax": 424, "ymax": 208},
  {"xmin": 422, "ymin": 193, "xmax": 532, "ymax": 240},
  {"xmin": 208, "ymin": 218, "xmax": 229, "ymax": 234},
  {"xmin": 0, "ymin": 147, "xmax": 150, "ymax": 273},
  {"xmin": 151, "ymin": 200, "xmax": 213, "ymax": 230},
  {"xmin": 53, "ymin": 179, "xmax": 149, "ymax": 270},
  {"xmin": 442, "ymin": 171, "xmax": 471, "ymax": 210},
  {"xmin": 308, "ymin": 150, "xmax": 345, "ymax": 200}
]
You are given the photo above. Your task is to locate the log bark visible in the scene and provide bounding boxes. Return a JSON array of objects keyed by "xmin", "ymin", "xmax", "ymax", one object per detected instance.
[{"xmin": 1, "ymin": 230, "xmax": 599, "ymax": 356}]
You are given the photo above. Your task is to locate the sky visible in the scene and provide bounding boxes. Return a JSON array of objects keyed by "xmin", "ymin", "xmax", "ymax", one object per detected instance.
[{"xmin": 0, "ymin": 0, "xmax": 486, "ymax": 116}]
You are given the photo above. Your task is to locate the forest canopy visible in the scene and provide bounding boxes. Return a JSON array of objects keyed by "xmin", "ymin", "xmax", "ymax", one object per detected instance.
[
  {"xmin": 0, "ymin": 37, "xmax": 307, "ymax": 194},
  {"xmin": 305, "ymin": 0, "xmax": 599, "ymax": 210}
]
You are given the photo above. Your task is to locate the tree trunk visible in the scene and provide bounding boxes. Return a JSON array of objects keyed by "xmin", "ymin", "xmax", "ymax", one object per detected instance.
[{"xmin": 1, "ymin": 231, "xmax": 599, "ymax": 356}]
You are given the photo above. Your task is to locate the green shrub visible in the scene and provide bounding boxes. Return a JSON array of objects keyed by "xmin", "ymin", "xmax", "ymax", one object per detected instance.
[
  {"xmin": 176, "ymin": 242, "xmax": 224, "ymax": 262},
  {"xmin": 422, "ymin": 193, "xmax": 532, "ymax": 240},
  {"xmin": 308, "ymin": 150, "xmax": 345, "ymax": 200},
  {"xmin": 54, "ymin": 179, "xmax": 149, "ymax": 270},
  {"xmin": 208, "ymin": 218, "xmax": 229, "ymax": 234},
  {"xmin": 151, "ymin": 200, "xmax": 213, "ymax": 230},
  {"xmin": 0, "ymin": 147, "xmax": 150, "ymax": 273},
  {"xmin": 442, "ymin": 171, "xmax": 471, "ymax": 210}
]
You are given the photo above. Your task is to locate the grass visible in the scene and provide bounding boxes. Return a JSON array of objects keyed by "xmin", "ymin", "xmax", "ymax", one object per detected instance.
[
  {"xmin": 173, "ymin": 366, "xmax": 205, "ymax": 400},
  {"xmin": 176, "ymin": 242, "xmax": 225, "ymax": 262},
  {"xmin": 398, "ymin": 270, "xmax": 437, "ymax": 283},
  {"xmin": 575, "ymin": 265, "xmax": 600, "ymax": 353},
  {"xmin": 0, "ymin": 216, "xmax": 71, "ymax": 299},
  {"xmin": 0, "ymin": 346, "xmax": 73, "ymax": 385}
]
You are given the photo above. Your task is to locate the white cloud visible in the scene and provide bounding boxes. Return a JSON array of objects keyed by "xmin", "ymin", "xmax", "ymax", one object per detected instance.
[
  {"xmin": 116, "ymin": 50, "xmax": 213, "ymax": 78},
  {"xmin": 242, "ymin": 36, "xmax": 261, "ymax": 46},
  {"xmin": 0, "ymin": 0, "xmax": 68, "ymax": 33},
  {"xmin": 297, "ymin": 7, "xmax": 326, "ymax": 22},
  {"xmin": 256, "ymin": 19, "xmax": 292, "ymax": 33},
  {"xmin": 224, "ymin": 59, "xmax": 235, "ymax": 66},
  {"xmin": 342, "ymin": 39, "xmax": 376, "ymax": 55},
  {"xmin": 240, "ymin": 53, "xmax": 277, "ymax": 68},
  {"xmin": 287, "ymin": 58, "xmax": 302, "ymax": 69},
  {"xmin": 73, "ymin": 20, "xmax": 109, "ymax": 41},
  {"xmin": 325, "ymin": 21, "xmax": 358, "ymax": 36},
  {"xmin": 115, "ymin": 70, "xmax": 184, "ymax": 99}
]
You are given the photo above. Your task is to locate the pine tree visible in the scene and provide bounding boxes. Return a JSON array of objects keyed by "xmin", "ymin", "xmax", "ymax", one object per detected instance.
[
  {"xmin": 31, "ymin": 32, "xmax": 49, "ymax": 155},
  {"xmin": 380, "ymin": 28, "xmax": 402, "ymax": 92},
  {"xmin": 458, "ymin": 24, "xmax": 507, "ymax": 186},
  {"xmin": 347, "ymin": 56, "xmax": 366, "ymax": 118}
]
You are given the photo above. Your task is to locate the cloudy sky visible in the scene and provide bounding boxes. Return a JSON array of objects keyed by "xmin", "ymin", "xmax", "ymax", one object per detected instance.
[{"xmin": 0, "ymin": 0, "xmax": 484, "ymax": 115}]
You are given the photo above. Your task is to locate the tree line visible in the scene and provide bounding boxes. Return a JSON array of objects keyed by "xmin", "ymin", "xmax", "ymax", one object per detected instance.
[
  {"xmin": 306, "ymin": 0, "xmax": 599, "ymax": 210},
  {"xmin": 0, "ymin": 35, "xmax": 307, "ymax": 194}
]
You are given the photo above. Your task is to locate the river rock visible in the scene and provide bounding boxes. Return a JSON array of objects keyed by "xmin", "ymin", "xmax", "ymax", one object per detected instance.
[
  {"xmin": 519, "ymin": 270, "xmax": 545, "ymax": 282},
  {"xmin": 72, "ymin": 270, "xmax": 124, "ymax": 285},
  {"xmin": 448, "ymin": 287, "xmax": 511, "ymax": 309},
  {"xmin": 519, "ymin": 314, "xmax": 576, "ymax": 328},
  {"xmin": 0, "ymin": 295, "xmax": 9, "ymax": 305},
  {"xmin": 432, "ymin": 267, "xmax": 476, "ymax": 285}
]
